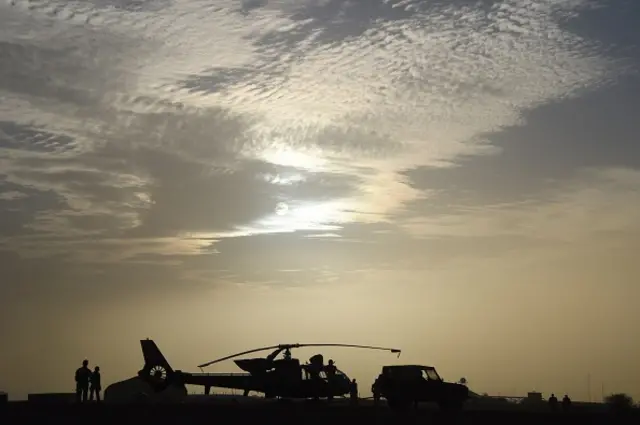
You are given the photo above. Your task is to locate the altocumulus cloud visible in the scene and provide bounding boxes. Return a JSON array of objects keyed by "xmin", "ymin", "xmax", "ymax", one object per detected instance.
[{"xmin": 0, "ymin": 0, "xmax": 632, "ymax": 267}]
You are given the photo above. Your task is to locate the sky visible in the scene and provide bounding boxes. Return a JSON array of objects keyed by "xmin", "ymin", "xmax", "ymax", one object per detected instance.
[{"xmin": 0, "ymin": 0, "xmax": 639, "ymax": 402}]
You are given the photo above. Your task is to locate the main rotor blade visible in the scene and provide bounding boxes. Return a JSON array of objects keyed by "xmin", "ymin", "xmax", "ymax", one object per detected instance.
[
  {"xmin": 197, "ymin": 345, "xmax": 281, "ymax": 369},
  {"xmin": 197, "ymin": 342, "xmax": 402, "ymax": 369},
  {"xmin": 292, "ymin": 343, "xmax": 401, "ymax": 356}
]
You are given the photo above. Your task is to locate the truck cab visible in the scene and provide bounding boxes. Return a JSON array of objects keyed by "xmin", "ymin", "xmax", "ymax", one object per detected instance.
[{"xmin": 373, "ymin": 365, "xmax": 469, "ymax": 411}]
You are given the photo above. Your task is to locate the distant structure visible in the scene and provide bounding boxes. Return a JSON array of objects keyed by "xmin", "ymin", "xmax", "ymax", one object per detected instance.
[
  {"xmin": 519, "ymin": 391, "xmax": 544, "ymax": 409},
  {"xmin": 526, "ymin": 392, "xmax": 543, "ymax": 402}
]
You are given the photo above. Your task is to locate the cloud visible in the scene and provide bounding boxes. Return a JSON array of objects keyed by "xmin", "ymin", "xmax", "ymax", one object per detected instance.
[
  {"xmin": 130, "ymin": 0, "xmax": 631, "ymax": 222},
  {"xmin": 0, "ymin": 118, "xmax": 363, "ymax": 261},
  {"xmin": 0, "ymin": 190, "xmax": 27, "ymax": 201},
  {"xmin": 0, "ymin": 0, "xmax": 632, "ymax": 267},
  {"xmin": 402, "ymin": 167, "xmax": 640, "ymax": 244}
]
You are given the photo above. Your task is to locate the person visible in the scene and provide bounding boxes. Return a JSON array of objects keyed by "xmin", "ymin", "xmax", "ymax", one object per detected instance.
[
  {"xmin": 562, "ymin": 394, "xmax": 571, "ymax": 410},
  {"xmin": 349, "ymin": 378, "xmax": 358, "ymax": 405},
  {"xmin": 75, "ymin": 360, "xmax": 91, "ymax": 403},
  {"xmin": 89, "ymin": 366, "xmax": 101, "ymax": 402},
  {"xmin": 372, "ymin": 375, "xmax": 382, "ymax": 406},
  {"xmin": 325, "ymin": 359, "xmax": 337, "ymax": 377},
  {"xmin": 307, "ymin": 355, "xmax": 323, "ymax": 401},
  {"xmin": 548, "ymin": 393, "xmax": 558, "ymax": 411}
]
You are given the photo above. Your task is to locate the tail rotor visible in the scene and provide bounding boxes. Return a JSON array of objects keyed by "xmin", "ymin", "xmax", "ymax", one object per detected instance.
[{"xmin": 138, "ymin": 339, "xmax": 175, "ymax": 392}]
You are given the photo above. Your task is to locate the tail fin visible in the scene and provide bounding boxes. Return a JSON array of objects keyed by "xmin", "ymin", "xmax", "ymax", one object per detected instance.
[{"xmin": 140, "ymin": 339, "xmax": 174, "ymax": 375}]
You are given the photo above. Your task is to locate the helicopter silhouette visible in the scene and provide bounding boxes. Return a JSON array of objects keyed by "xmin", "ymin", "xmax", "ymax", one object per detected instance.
[{"xmin": 138, "ymin": 339, "xmax": 401, "ymax": 400}]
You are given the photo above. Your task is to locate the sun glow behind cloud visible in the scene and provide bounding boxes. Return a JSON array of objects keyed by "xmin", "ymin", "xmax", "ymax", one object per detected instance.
[
  {"xmin": 260, "ymin": 200, "xmax": 348, "ymax": 231},
  {"xmin": 259, "ymin": 145, "xmax": 330, "ymax": 173},
  {"xmin": 205, "ymin": 200, "xmax": 351, "ymax": 239}
]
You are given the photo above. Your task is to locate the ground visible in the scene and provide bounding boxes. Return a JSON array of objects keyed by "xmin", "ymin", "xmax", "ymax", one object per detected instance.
[{"xmin": 2, "ymin": 401, "xmax": 638, "ymax": 425}]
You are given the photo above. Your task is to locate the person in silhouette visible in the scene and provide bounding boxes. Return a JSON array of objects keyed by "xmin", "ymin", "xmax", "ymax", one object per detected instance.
[
  {"xmin": 325, "ymin": 359, "xmax": 337, "ymax": 377},
  {"xmin": 307, "ymin": 355, "xmax": 323, "ymax": 400},
  {"xmin": 308, "ymin": 354, "xmax": 323, "ymax": 380},
  {"xmin": 349, "ymin": 378, "xmax": 358, "ymax": 405},
  {"xmin": 75, "ymin": 359, "xmax": 91, "ymax": 403},
  {"xmin": 548, "ymin": 393, "xmax": 558, "ymax": 410},
  {"xmin": 372, "ymin": 376, "xmax": 381, "ymax": 406},
  {"xmin": 562, "ymin": 394, "xmax": 571, "ymax": 410},
  {"xmin": 89, "ymin": 366, "xmax": 101, "ymax": 402}
]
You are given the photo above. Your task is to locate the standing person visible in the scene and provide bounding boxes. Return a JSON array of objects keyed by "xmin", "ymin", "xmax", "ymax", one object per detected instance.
[
  {"xmin": 349, "ymin": 379, "xmax": 358, "ymax": 405},
  {"xmin": 372, "ymin": 375, "xmax": 382, "ymax": 406},
  {"xmin": 89, "ymin": 366, "xmax": 101, "ymax": 402},
  {"xmin": 75, "ymin": 360, "xmax": 91, "ymax": 403},
  {"xmin": 325, "ymin": 360, "xmax": 337, "ymax": 378},
  {"xmin": 548, "ymin": 393, "xmax": 558, "ymax": 411}
]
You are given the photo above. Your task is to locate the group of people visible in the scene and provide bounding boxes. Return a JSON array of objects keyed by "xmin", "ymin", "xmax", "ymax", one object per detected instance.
[
  {"xmin": 74, "ymin": 359, "xmax": 101, "ymax": 403},
  {"xmin": 548, "ymin": 393, "xmax": 572, "ymax": 410}
]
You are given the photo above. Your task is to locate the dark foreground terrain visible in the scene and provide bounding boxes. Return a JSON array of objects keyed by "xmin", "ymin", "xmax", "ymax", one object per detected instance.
[{"xmin": 2, "ymin": 402, "xmax": 639, "ymax": 425}]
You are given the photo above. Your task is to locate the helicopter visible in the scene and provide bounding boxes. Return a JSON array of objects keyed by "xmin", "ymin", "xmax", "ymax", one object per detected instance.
[{"xmin": 137, "ymin": 339, "xmax": 401, "ymax": 400}]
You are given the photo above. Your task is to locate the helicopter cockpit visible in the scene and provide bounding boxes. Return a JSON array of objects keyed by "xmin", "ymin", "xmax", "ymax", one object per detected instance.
[{"xmin": 325, "ymin": 368, "xmax": 351, "ymax": 387}]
